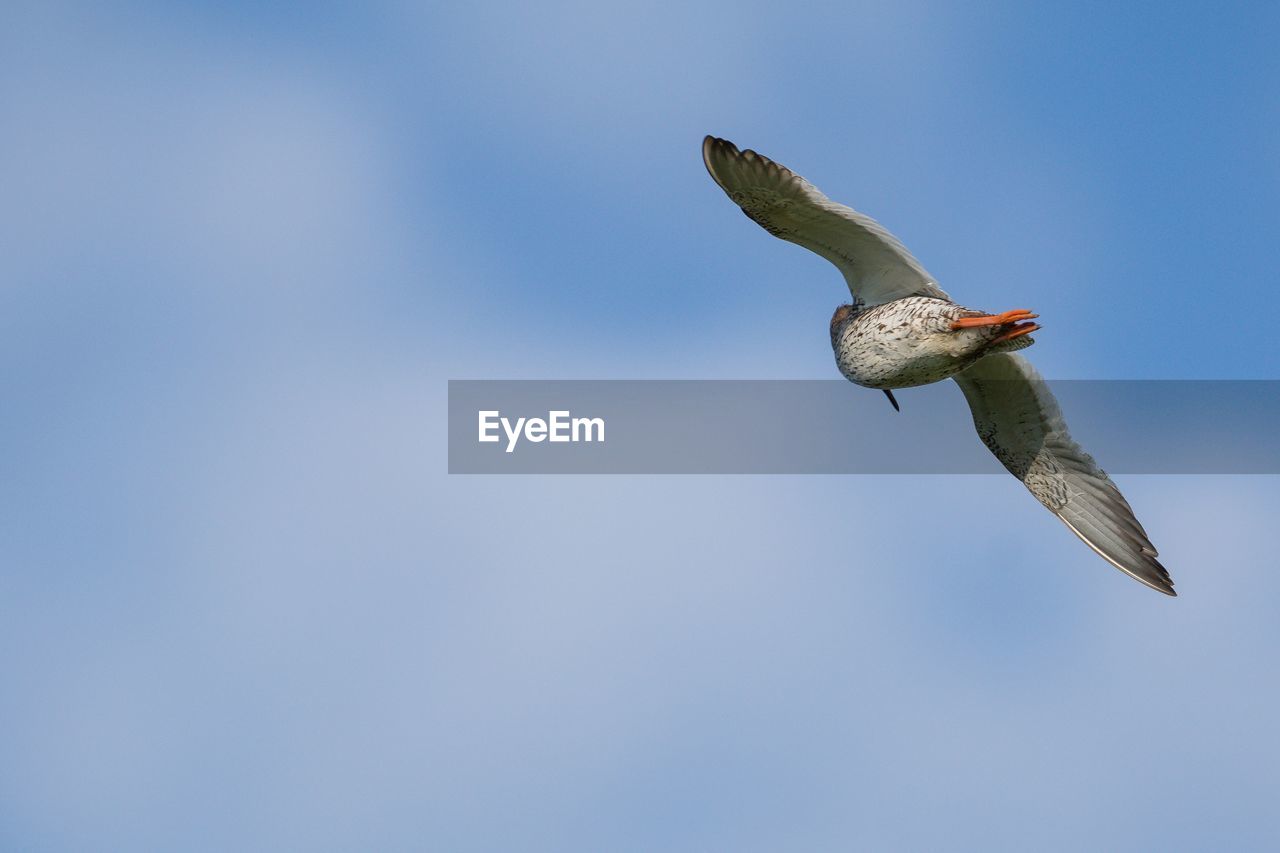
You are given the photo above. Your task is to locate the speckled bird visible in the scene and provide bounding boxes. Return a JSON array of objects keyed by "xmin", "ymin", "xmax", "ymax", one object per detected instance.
[{"xmin": 703, "ymin": 135, "xmax": 1174, "ymax": 596}]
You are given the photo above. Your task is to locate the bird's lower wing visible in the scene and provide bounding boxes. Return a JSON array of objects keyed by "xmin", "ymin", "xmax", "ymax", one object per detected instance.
[{"xmin": 952, "ymin": 353, "xmax": 1174, "ymax": 595}]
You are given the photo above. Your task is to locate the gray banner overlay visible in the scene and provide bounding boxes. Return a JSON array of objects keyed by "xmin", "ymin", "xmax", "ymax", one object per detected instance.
[{"xmin": 448, "ymin": 380, "xmax": 1280, "ymax": 474}]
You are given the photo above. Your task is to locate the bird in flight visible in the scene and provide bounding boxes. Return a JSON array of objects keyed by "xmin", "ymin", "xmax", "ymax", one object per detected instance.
[{"xmin": 703, "ymin": 135, "xmax": 1174, "ymax": 595}]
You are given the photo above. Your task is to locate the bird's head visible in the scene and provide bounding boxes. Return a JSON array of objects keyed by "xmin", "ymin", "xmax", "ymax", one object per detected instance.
[{"xmin": 830, "ymin": 303, "xmax": 856, "ymax": 347}]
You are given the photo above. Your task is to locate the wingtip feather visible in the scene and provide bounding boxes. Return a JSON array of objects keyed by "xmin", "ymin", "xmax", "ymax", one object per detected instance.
[
  {"xmin": 702, "ymin": 134, "xmax": 737, "ymax": 187},
  {"xmin": 1057, "ymin": 513, "xmax": 1176, "ymax": 596}
]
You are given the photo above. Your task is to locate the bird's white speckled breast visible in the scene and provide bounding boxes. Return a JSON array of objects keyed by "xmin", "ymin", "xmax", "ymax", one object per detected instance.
[{"xmin": 832, "ymin": 296, "xmax": 1002, "ymax": 389}]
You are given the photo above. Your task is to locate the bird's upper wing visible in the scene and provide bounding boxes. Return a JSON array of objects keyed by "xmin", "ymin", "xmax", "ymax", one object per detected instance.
[
  {"xmin": 952, "ymin": 353, "xmax": 1175, "ymax": 595},
  {"xmin": 702, "ymin": 135, "xmax": 950, "ymax": 306}
]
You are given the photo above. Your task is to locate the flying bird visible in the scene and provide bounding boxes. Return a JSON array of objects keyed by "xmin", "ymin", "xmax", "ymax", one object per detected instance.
[{"xmin": 702, "ymin": 135, "xmax": 1174, "ymax": 595}]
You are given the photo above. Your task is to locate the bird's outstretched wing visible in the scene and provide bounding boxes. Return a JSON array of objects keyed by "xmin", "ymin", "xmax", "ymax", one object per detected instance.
[
  {"xmin": 702, "ymin": 135, "xmax": 950, "ymax": 306},
  {"xmin": 952, "ymin": 353, "xmax": 1175, "ymax": 595}
]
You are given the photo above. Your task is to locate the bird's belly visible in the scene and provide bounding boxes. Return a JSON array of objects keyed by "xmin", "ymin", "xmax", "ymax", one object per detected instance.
[{"xmin": 835, "ymin": 327, "xmax": 973, "ymax": 389}]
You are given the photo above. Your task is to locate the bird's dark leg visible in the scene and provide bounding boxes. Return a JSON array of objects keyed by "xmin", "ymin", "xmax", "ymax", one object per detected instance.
[{"xmin": 883, "ymin": 389, "xmax": 900, "ymax": 412}]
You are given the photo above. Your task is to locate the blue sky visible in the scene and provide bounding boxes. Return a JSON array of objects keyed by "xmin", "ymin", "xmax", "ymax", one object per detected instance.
[{"xmin": 2, "ymin": 2, "xmax": 1279, "ymax": 850}]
